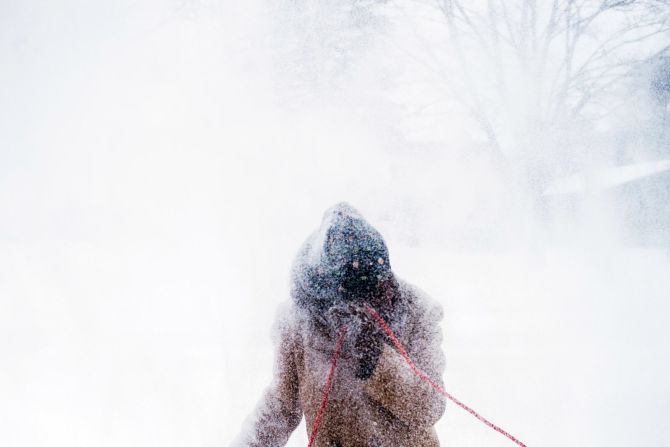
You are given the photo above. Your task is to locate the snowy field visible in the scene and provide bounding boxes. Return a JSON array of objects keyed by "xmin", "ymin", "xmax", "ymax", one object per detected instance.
[
  {"xmin": 2, "ymin": 2, "xmax": 670, "ymax": 447},
  {"xmin": 2, "ymin": 237, "xmax": 670, "ymax": 447}
]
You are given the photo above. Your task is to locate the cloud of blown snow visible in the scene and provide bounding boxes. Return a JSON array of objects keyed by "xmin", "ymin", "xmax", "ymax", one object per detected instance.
[{"xmin": 1, "ymin": 1, "xmax": 669, "ymax": 447}]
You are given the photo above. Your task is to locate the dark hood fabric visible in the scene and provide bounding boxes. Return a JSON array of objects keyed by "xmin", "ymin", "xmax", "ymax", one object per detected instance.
[{"xmin": 290, "ymin": 202, "xmax": 394, "ymax": 316}]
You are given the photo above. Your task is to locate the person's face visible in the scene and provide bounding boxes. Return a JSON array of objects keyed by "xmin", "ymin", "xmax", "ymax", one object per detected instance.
[{"xmin": 324, "ymin": 220, "xmax": 388, "ymax": 295}]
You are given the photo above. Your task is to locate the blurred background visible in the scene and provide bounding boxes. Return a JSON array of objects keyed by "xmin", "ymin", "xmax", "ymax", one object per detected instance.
[{"xmin": 1, "ymin": 1, "xmax": 670, "ymax": 446}]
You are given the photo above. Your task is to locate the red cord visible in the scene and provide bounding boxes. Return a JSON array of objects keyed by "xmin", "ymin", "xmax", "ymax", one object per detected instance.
[
  {"xmin": 305, "ymin": 308, "xmax": 528, "ymax": 447},
  {"xmin": 363, "ymin": 304, "xmax": 528, "ymax": 447},
  {"xmin": 307, "ymin": 324, "xmax": 347, "ymax": 447}
]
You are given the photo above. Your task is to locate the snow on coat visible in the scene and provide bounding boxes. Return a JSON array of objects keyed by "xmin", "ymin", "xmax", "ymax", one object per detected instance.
[{"xmin": 233, "ymin": 203, "xmax": 446, "ymax": 447}]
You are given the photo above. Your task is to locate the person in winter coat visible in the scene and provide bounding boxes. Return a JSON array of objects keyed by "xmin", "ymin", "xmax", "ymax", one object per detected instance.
[{"xmin": 233, "ymin": 202, "xmax": 446, "ymax": 447}]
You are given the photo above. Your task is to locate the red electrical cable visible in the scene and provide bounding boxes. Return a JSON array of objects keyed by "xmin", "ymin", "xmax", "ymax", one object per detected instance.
[
  {"xmin": 307, "ymin": 324, "xmax": 347, "ymax": 447},
  {"xmin": 363, "ymin": 304, "xmax": 528, "ymax": 447}
]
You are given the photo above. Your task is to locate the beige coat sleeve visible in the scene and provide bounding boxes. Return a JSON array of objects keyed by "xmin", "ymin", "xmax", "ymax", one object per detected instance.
[
  {"xmin": 363, "ymin": 298, "xmax": 446, "ymax": 428},
  {"xmin": 233, "ymin": 308, "xmax": 302, "ymax": 447}
]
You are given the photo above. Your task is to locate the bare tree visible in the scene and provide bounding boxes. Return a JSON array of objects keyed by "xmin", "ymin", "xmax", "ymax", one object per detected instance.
[{"xmin": 395, "ymin": 0, "xmax": 670, "ymax": 185}]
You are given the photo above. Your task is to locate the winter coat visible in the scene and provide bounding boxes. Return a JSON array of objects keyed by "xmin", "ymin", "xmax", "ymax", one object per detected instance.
[
  {"xmin": 234, "ymin": 281, "xmax": 446, "ymax": 447},
  {"xmin": 233, "ymin": 203, "xmax": 446, "ymax": 447}
]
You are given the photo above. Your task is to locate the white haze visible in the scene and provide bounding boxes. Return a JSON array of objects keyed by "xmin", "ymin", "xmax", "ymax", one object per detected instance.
[{"xmin": 1, "ymin": 1, "xmax": 669, "ymax": 447}]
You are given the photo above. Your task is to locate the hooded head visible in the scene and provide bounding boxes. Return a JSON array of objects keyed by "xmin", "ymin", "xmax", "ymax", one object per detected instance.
[{"xmin": 291, "ymin": 202, "xmax": 395, "ymax": 317}]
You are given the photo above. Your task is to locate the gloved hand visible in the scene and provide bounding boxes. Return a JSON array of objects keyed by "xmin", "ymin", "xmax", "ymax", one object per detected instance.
[
  {"xmin": 354, "ymin": 320, "xmax": 384, "ymax": 379},
  {"xmin": 324, "ymin": 302, "xmax": 389, "ymax": 379},
  {"xmin": 336, "ymin": 303, "xmax": 389, "ymax": 378}
]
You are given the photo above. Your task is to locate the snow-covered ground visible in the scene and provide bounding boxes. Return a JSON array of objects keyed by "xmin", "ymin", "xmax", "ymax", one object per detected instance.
[{"xmin": 3, "ymin": 237, "xmax": 669, "ymax": 447}]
